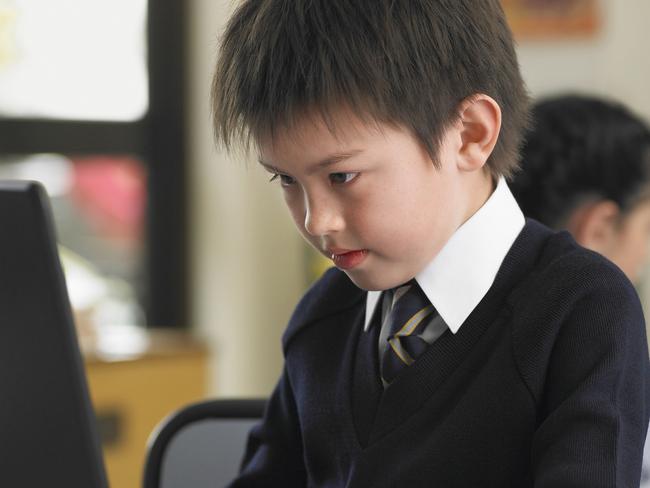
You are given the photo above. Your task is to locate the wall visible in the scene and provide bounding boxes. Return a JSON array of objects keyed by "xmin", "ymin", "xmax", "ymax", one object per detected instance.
[
  {"xmin": 517, "ymin": 0, "xmax": 650, "ymax": 121},
  {"xmin": 187, "ymin": 0, "xmax": 306, "ymax": 397},
  {"xmin": 188, "ymin": 0, "xmax": 650, "ymax": 397}
]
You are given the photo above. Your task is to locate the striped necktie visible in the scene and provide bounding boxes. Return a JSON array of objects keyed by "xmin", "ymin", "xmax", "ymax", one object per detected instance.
[{"xmin": 380, "ymin": 281, "xmax": 435, "ymax": 384}]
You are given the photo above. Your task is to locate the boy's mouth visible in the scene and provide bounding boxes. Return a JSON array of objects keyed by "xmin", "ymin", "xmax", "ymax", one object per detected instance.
[{"xmin": 329, "ymin": 249, "xmax": 368, "ymax": 270}]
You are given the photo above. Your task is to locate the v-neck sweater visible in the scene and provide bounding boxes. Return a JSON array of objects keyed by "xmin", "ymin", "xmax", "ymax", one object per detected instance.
[{"xmin": 229, "ymin": 219, "xmax": 650, "ymax": 487}]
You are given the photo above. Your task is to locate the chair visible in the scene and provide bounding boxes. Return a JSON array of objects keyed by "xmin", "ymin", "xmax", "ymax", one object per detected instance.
[{"xmin": 143, "ymin": 398, "xmax": 266, "ymax": 488}]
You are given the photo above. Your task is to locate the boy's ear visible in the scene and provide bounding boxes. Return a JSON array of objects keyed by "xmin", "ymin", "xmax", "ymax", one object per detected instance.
[
  {"xmin": 567, "ymin": 200, "xmax": 620, "ymax": 254},
  {"xmin": 455, "ymin": 95, "xmax": 502, "ymax": 172}
]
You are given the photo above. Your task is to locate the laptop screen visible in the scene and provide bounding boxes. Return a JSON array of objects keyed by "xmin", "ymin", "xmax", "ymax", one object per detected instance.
[{"xmin": 0, "ymin": 181, "xmax": 108, "ymax": 487}]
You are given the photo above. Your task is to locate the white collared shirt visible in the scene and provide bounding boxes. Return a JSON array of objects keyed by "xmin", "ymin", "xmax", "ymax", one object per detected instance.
[{"xmin": 364, "ymin": 177, "xmax": 525, "ymax": 337}]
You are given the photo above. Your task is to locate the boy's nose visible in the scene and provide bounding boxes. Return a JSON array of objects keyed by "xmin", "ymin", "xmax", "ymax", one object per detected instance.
[{"xmin": 303, "ymin": 197, "xmax": 344, "ymax": 237}]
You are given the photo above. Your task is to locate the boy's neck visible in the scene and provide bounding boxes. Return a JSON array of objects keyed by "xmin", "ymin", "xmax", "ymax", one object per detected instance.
[{"xmin": 461, "ymin": 171, "xmax": 496, "ymax": 227}]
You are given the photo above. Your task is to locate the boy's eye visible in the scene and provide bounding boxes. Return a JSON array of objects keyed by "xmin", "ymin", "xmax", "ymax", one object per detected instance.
[
  {"xmin": 329, "ymin": 172, "xmax": 359, "ymax": 185},
  {"xmin": 269, "ymin": 173, "xmax": 296, "ymax": 187}
]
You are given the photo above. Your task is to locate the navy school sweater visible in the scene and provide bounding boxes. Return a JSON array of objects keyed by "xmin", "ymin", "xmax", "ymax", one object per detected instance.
[{"xmin": 228, "ymin": 219, "xmax": 650, "ymax": 487}]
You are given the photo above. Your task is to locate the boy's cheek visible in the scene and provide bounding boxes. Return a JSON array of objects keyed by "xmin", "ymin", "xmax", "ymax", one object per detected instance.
[
  {"xmin": 296, "ymin": 221, "xmax": 322, "ymax": 250},
  {"xmin": 285, "ymin": 198, "xmax": 306, "ymax": 227}
]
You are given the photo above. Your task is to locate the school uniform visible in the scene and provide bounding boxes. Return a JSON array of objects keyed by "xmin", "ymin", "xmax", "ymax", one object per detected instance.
[{"xmin": 228, "ymin": 180, "xmax": 650, "ymax": 487}]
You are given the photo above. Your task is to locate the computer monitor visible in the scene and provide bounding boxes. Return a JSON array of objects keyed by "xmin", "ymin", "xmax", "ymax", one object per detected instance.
[{"xmin": 0, "ymin": 181, "xmax": 109, "ymax": 487}]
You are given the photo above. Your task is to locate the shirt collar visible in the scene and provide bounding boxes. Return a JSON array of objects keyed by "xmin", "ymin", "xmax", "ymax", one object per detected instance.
[{"xmin": 364, "ymin": 177, "xmax": 525, "ymax": 333}]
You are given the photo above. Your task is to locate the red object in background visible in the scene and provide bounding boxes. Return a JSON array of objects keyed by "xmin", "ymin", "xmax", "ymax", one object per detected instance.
[{"xmin": 69, "ymin": 156, "xmax": 147, "ymax": 244}]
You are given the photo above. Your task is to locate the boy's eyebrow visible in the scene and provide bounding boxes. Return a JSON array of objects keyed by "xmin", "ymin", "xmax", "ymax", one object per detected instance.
[{"xmin": 258, "ymin": 150, "xmax": 363, "ymax": 174}]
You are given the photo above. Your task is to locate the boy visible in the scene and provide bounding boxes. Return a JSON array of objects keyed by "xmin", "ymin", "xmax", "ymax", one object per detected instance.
[
  {"xmin": 510, "ymin": 95, "xmax": 650, "ymax": 285},
  {"xmin": 212, "ymin": 1, "xmax": 650, "ymax": 486}
]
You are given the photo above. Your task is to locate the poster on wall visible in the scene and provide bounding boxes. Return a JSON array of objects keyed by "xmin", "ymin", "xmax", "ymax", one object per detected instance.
[{"xmin": 501, "ymin": 0, "xmax": 601, "ymax": 39}]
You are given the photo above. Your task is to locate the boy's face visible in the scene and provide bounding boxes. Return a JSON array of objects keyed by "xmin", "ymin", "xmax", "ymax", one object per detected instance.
[{"xmin": 258, "ymin": 112, "xmax": 487, "ymax": 290}]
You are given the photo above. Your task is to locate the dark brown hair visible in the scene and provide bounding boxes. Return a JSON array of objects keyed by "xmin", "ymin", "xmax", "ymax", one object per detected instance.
[
  {"xmin": 212, "ymin": 0, "xmax": 530, "ymax": 178},
  {"xmin": 511, "ymin": 95, "xmax": 650, "ymax": 227}
]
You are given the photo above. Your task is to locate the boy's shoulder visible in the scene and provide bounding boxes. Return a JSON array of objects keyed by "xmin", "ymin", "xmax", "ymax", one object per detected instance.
[
  {"xmin": 520, "ymin": 220, "xmax": 637, "ymax": 302},
  {"xmin": 510, "ymin": 220, "xmax": 646, "ymax": 402},
  {"xmin": 508, "ymin": 219, "xmax": 640, "ymax": 321},
  {"xmin": 479, "ymin": 218, "xmax": 636, "ymax": 310},
  {"xmin": 282, "ymin": 267, "xmax": 365, "ymax": 351}
]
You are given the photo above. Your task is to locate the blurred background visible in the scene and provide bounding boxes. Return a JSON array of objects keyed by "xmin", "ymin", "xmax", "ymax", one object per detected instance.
[{"xmin": 0, "ymin": 0, "xmax": 648, "ymax": 485}]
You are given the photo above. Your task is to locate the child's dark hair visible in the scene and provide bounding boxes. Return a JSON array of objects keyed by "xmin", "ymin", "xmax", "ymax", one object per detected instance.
[
  {"xmin": 212, "ymin": 0, "xmax": 530, "ymax": 179},
  {"xmin": 510, "ymin": 95, "xmax": 650, "ymax": 228}
]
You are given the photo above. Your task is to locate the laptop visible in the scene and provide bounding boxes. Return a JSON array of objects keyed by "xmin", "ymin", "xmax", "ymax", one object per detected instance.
[{"xmin": 0, "ymin": 181, "xmax": 109, "ymax": 487}]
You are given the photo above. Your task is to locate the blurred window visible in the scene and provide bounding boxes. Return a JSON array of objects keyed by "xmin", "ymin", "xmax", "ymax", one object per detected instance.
[
  {"xmin": 0, "ymin": 0, "xmax": 186, "ymax": 328},
  {"xmin": 0, "ymin": 0, "xmax": 148, "ymax": 120},
  {"xmin": 0, "ymin": 154, "xmax": 147, "ymax": 283},
  {"xmin": 0, "ymin": 154, "xmax": 147, "ymax": 320}
]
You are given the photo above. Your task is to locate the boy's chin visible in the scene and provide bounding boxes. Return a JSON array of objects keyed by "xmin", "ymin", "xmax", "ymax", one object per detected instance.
[{"xmin": 342, "ymin": 268, "xmax": 410, "ymax": 292}]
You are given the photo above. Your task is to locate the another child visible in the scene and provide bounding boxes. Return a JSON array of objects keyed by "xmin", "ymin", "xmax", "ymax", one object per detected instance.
[
  {"xmin": 212, "ymin": 2, "xmax": 650, "ymax": 486},
  {"xmin": 510, "ymin": 95, "xmax": 650, "ymax": 285}
]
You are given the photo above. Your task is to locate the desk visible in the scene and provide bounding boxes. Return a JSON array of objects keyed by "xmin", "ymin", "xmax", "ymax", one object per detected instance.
[{"xmin": 84, "ymin": 330, "xmax": 208, "ymax": 488}]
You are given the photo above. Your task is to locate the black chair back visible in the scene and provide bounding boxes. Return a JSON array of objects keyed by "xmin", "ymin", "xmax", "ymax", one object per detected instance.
[{"xmin": 143, "ymin": 398, "xmax": 266, "ymax": 488}]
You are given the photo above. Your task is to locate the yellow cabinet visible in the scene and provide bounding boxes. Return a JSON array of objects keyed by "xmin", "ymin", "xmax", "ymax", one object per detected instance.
[{"xmin": 84, "ymin": 331, "xmax": 208, "ymax": 488}]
